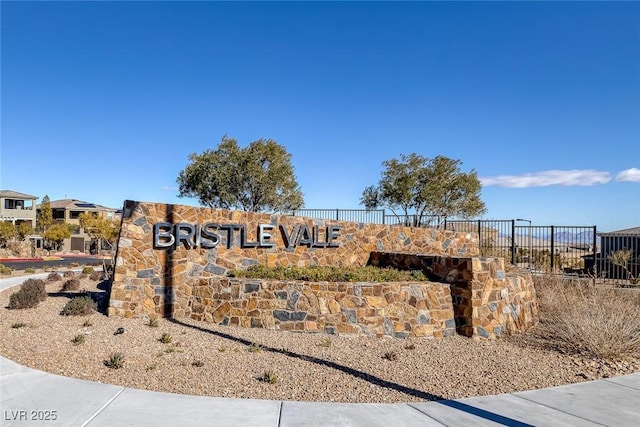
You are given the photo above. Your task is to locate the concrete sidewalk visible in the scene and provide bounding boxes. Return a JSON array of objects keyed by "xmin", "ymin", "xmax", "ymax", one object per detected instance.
[
  {"xmin": 2, "ymin": 356, "xmax": 639, "ymax": 426},
  {"xmin": 2, "ymin": 275, "xmax": 640, "ymax": 426}
]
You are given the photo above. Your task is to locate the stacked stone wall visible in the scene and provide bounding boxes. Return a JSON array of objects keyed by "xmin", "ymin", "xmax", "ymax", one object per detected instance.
[
  {"xmin": 109, "ymin": 201, "xmax": 537, "ymax": 339},
  {"xmin": 175, "ymin": 278, "xmax": 455, "ymax": 338},
  {"xmin": 368, "ymin": 252, "xmax": 538, "ymax": 338}
]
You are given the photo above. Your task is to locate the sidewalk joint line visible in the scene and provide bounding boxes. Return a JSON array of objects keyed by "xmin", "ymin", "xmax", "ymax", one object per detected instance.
[
  {"xmin": 81, "ymin": 387, "xmax": 126, "ymax": 427},
  {"xmin": 602, "ymin": 377, "xmax": 640, "ymax": 392},
  {"xmin": 510, "ymin": 394, "xmax": 608, "ymax": 426},
  {"xmin": 276, "ymin": 401, "xmax": 283, "ymax": 427},
  {"xmin": 405, "ymin": 402, "xmax": 443, "ymax": 424}
]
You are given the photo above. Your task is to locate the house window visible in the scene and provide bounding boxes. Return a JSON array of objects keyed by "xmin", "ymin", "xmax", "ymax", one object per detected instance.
[{"xmin": 4, "ymin": 199, "xmax": 24, "ymax": 209}]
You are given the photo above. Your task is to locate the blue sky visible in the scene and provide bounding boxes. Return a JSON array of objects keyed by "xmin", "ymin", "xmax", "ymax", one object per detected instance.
[{"xmin": 1, "ymin": 1, "xmax": 638, "ymax": 232}]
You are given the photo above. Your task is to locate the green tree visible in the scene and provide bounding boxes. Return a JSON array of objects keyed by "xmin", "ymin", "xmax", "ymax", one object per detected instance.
[
  {"xmin": 43, "ymin": 223, "xmax": 70, "ymax": 251},
  {"xmin": 16, "ymin": 223, "xmax": 34, "ymax": 240},
  {"xmin": 0, "ymin": 222, "xmax": 17, "ymax": 247},
  {"xmin": 361, "ymin": 154, "xmax": 486, "ymax": 226},
  {"xmin": 37, "ymin": 195, "xmax": 53, "ymax": 232},
  {"xmin": 177, "ymin": 136, "xmax": 304, "ymax": 212},
  {"xmin": 79, "ymin": 213, "xmax": 119, "ymax": 253}
]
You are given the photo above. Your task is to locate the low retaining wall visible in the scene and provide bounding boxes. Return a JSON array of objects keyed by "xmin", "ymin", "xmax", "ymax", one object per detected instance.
[
  {"xmin": 177, "ymin": 279, "xmax": 456, "ymax": 338},
  {"xmin": 368, "ymin": 252, "xmax": 538, "ymax": 338}
]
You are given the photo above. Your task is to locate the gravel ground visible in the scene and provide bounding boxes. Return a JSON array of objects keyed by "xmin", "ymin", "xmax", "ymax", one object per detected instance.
[{"xmin": 1, "ymin": 271, "xmax": 639, "ymax": 403}]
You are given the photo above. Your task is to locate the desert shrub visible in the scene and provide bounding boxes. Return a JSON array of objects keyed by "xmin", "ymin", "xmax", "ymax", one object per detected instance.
[
  {"xmin": 230, "ymin": 265, "xmax": 427, "ymax": 282},
  {"xmin": 69, "ymin": 262, "xmax": 80, "ymax": 268},
  {"xmin": 0, "ymin": 264, "xmax": 12, "ymax": 275},
  {"xmin": 25, "ymin": 268, "xmax": 36, "ymax": 274},
  {"xmin": 61, "ymin": 295, "xmax": 96, "ymax": 316},
  {"xmin": 383, "ymin": 351, "xmax": 398, "ymax": 361},
  {"xmin": 8, "ymin": 279, "xmax": 47, "ymax": 309},
  {"xmin": 89, "ymin": 271, "xmax": 103, "ymax": 281},
  {"xmin": 11, "ymin": 322, "xmax": 27, "ymax": 329},
  {"xmin": 534, "ymin": 275, "xmax": 640, "ymax": 359},
  {"xmin": 159, "ymin": 333, "xmax": 172, "ymax": 344},
  {"xmin": 147, "ymin": 316, "xmax": 159, "ymax": 327},
  {"xmin": 72, "ymin": 334, "xmax": 86, "ymax": 345},
  {"xmin": 319, "ymin": 337, "xmax": 332, "ymax": 348},
  {"xmin": 82, "ymin": 266, "xmax": 94, "ymax": 274},
  {"xmin": 46, "ymin": 272, "xmax": 62, "ymax": 282},
  {"xmin": 63, "ymin": 270, "xmax": 75, "ymax": 278},
  {"xmin": 62, "ymin": 278, "xmax": 81, "ymax": 292},
  {"xmin": 247, "ymin": 342, "xmax": 262, "ymax": 353},
  {"xmin": 104, "ymin": 352, "xmax": 125, "ymax": 369},
  {"xmin": 259, "ymin": 370, "xmax": 278, "ymax": 384}
]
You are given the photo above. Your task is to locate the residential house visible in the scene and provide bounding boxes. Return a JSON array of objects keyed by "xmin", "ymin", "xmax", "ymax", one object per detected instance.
[
  {"xmin": 47, "ymin": 199, "xmax": 121, "ymax": 226},
  {"xmin": 0, "ymin": 190, "xmax": 38, "ymax": 228},
  {"xmin": 597, "ymin": 226, "xmax": 640, "ymax": 281},
  {"xmin": 38, "ymin": 199, "xmax": 122, "ymax": 253}
]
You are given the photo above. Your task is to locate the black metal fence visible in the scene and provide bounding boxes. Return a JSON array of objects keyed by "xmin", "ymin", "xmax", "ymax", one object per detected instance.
[
  {"xmin": 284, "ymin": 209, "xmax": 639, "ymax": 286},
  {"xmin": 593, "ymin": 230, "xmax": 640, "ymax": 286},
  {"xmin": 284, "ymin": 209, "xmax": 386, "ymax": 224},
  {"xmin": 444, "ymin": 220, "xmax": 598, "ymax": 273}
]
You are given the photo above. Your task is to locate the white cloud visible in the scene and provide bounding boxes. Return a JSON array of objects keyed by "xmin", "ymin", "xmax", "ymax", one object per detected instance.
[
  {"xmin": 616, "ymin": 168, "xmax": 640, "ymax": 182},
  {"xmin": 480, "ymin": 169, "xmax": 612, "ymax": 188},
  {"xmin": 161, "ymin": 186, "xmax": 178, "ymax": 191}
]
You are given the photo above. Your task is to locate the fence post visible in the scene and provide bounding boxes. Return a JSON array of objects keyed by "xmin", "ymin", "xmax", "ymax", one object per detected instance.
[
  {"xmin": 592, "ymin": 225, "xmax": 597, "ymax": 285},
  {"xmin": 511, "ymin": 220, "xmax": 516, "ymax": 265},
  {"xmin": 477, "ymin": 220, "xmax": 482, "ymax": 253},
  {"xmin": 550, "ymin": 225, "xmax": 555, "ymax": 271}
]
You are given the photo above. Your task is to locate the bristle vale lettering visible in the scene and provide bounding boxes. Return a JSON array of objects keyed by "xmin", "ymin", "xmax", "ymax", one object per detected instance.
[{"xmin": 153, "ymin": 222, "xmax": 341, "ymax": 250}]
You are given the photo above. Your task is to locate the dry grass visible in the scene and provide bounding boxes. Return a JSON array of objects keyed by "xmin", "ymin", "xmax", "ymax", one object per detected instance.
[{"xmin": 533, "ymin": 275, "xmax": 640, "ymax": 360}]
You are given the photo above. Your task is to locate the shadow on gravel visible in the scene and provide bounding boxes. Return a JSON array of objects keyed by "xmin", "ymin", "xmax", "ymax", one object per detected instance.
[
  {"xmin": 168, "ymin": 317, "xmax": 445, "ymax": 401},
  {"xmin": 168, "ymin": 317, "xmax": 534, "ymax": 426},
  {"xmin": 44, "ymin": 277, "xmax": 112, "ymax": 315}
]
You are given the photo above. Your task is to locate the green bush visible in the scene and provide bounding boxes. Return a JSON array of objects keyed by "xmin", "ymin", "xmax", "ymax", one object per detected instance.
[
  {"xmin": 159, "ymin": 333, "xmax": 172, "ymax": 344},
  {"xmin": 82, "ymin": 266, "xmax": 95, "ymax": 275},
  {"xmin": 229, "ymin": 265, "xmax": 427, "ymax": 282},
  {"xmin": 61, "ymin": 296, "xmax": 96, "ymax": 316},
  {"xmin": 8, "ymin": 279, "xmax": 47, "ymax": 309},
  {"xmin": 62, "ymin": 278, "xmax": 81, "ymax": 292},
  {"xmin": 0, "ymin": 264, "xmax": 12, "ymax": 275},
  {"xmin": 24, "ymin": 268, "xmax": 36, "ymax": 274}
]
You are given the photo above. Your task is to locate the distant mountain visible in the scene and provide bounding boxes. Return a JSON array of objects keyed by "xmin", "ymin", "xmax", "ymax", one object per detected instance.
[
  {"xmin": 553, "ymin": 230, "xmax": 596, "ymax": 244},
  {"xmin": 502, "ymin": 229, "xmax": 600, "ymax": 249}
]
